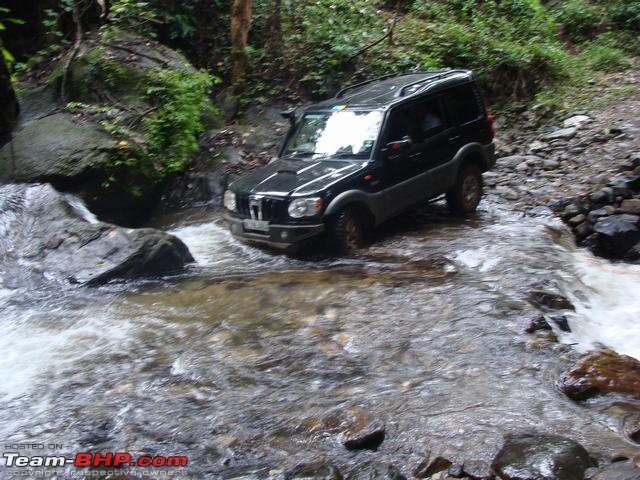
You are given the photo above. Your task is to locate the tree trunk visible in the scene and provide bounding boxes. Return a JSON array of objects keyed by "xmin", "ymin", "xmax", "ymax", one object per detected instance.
[
  {"xmin": 0, "ymin": 46, "xmax": 19, "ymax": 146},
  {"xmin": 230, "ymin": 0, "xmax": 253, "ymax": 95}
]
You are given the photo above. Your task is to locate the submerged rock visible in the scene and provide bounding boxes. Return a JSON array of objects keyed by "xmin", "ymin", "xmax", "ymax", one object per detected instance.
[
  {"xmin": 558, "ymin": 350, "xmax": 640, "ymax": 401},
  {"xmin": 528, "ymin": 290, "xmax": 575, "ymax": 311},
  {"xmin": 351, "ymin": 463, "xmax": 406, "ymax": 480},
  {"xmin": 491, "ymin": 432, "xmax": 595, "ymax": 480},
  {"xmin": 284, "ymin": 463, "xmax": 343, "ymax": 480},
  {"xmin": 0, "ymin": 183, "xmax": 193, "ymax": 286}
]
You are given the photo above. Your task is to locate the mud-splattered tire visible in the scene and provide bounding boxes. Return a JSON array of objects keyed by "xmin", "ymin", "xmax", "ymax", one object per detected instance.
[
  {"xmin": 325, "ymin": 207, "xmax": 364, "ymax": 255},
  {"xmin": 446, "ymin": 164, "xmax": 483, "ymax": 215}
]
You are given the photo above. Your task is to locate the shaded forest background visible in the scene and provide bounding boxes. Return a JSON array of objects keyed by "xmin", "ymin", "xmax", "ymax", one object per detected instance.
[{"xmin": 2, "ymin": 0, "xmax": 639, "ymax": 117}]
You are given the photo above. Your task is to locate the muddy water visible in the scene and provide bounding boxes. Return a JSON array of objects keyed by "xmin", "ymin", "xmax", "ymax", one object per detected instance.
[{"xmin": 1, "ymin": 198, "xmax": 639, "ymax": 478}]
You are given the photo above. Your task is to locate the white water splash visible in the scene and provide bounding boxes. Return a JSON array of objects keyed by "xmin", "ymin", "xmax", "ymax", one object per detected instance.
[
  {"xmin": 64, "ymin": 194, "xmax": 99, "ymax": 224},
  {"xmin": 564, "ymin": 250, "xmax": 640, "ymax": 360}
]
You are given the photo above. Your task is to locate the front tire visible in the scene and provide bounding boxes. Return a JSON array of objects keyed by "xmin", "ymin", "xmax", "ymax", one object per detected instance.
[
  {"xmin": 325, "ymin": 207, "xmax": 364, "ymax": 255},
  {"xmin": 446, "ymin": 164, "xmax": 483, "ymax": 215}
]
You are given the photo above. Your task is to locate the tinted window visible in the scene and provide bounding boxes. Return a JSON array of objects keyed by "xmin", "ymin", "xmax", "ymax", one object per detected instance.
[
  {"xmin": 386, "ymin": 97, "xmax": 447, "ymax": 144},
  {"xmin": 446, "ymin": 85, "xmax": 482, "ymax": 124}
]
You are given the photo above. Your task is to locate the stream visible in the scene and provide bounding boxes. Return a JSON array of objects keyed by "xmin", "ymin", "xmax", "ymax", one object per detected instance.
[{"xmin": 1, "ymin": 196, "xmax": 639, "ymax": 478}]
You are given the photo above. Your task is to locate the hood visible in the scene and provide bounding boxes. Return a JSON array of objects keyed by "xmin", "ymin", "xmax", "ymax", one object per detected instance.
[{"xmin": 230, "ymin": 158, "xmax": 367, "ymax": 196}]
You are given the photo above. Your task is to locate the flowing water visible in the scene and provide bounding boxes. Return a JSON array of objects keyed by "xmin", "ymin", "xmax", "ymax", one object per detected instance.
[{"xmin": 1, "ymin": 196, "xmax": 639, "ymax": 478}]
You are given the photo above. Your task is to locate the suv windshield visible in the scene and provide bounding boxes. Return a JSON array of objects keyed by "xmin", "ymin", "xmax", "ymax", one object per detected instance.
[{"xmin": 284, "ymin": 109, "xmax": 383, "ymax": 159}]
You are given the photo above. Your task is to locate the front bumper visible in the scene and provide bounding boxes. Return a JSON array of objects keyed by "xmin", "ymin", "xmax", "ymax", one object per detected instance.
[{"xmin": 225, "ymin": 215, "xmax": 325, "ymax": 250}]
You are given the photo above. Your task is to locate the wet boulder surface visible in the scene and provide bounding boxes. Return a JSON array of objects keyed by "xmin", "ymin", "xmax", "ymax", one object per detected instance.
[
  {"xmin": 491, "ymin": 433, "xmax": 596, "ymax": 480},
  {"xmin": 558, "ymin": 349, "xmax": 640, "ymax": 402},
  {"xmin": 0, "ymin": 183, "xmax": 193, "ymax": 287}
]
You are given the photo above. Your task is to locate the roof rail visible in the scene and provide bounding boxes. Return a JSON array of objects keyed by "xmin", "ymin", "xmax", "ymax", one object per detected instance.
[
  {"xmin": 395, "ymin": 70, "xmax": 469, "ymax": 98},
  {"xmin": 335, "ymin": 73, "xmax": 400, "ymax": 99}
]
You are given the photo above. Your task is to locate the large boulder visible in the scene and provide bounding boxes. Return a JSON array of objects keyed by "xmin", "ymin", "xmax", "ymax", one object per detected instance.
[
  {"xmin": 0, "ymin": 183, "xmax": 193, "ymax": 287},
  {"xmin": 0, "ymin": 113, "xmax": 115, "ymax": 181},
  {"xmin": 558, "ymin": 349, "xmax": 640, "ymax": 402},
  {"xmin": 0, "ymin": 29, "xmax": 217, "ymax": 225},
  {"xmin": 491, "ymin": 433, "xmax": 595, "ymax": 480}
]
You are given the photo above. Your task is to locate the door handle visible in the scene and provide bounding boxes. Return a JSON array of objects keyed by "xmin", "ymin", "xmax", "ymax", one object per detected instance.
[{"xmin": 448, "ymin": 135, "xmax": 461, "ymax": 142}]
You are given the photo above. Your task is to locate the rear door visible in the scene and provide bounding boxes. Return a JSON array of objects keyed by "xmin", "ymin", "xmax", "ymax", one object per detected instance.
[{"xmin": 443, "ymin": 83, "xmax": 485, "ymax": 146}]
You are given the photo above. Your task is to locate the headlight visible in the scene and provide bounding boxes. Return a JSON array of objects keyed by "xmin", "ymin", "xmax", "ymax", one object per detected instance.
[
  {"xmin": 288, "ymin": 197, "xmax": 323, "ymax": 218},
  {"xmin": 224, "ymin": 190, "xmax": 236, "ymax": 211}
]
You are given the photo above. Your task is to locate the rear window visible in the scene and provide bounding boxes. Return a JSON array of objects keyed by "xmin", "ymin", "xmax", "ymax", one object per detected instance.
[{"xmin": 446, "ymin": 84, "xmax": 483, "ymax": 125}]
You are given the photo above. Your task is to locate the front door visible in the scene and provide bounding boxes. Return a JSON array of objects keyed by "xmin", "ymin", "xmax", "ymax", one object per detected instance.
[{"xmin": 381, "ymin": 95, "xmax": 456, "ymax": 214}]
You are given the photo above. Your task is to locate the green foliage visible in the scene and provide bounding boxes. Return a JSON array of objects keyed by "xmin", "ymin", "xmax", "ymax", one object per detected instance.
[
  {"xmin": 606, "ymin": 0, "xmax": 640, "ymax": 31},
  {"xmin": 109, "ymin": 0, "xmax": 158, "ymax": 37},
  {"xmin": 580, "ymin": 36, "xmax": 632, "ymax": 72},
  {"xmin": 143, "ymin": 69, "xmax": 216, "ymax": 176},
  {"xmin": 554, "ymin": 0, "xmax": 602, "ymax": 41},
  {"xmin": 0, "ymin": 6, "xmax": 25, "ymax": 67}
]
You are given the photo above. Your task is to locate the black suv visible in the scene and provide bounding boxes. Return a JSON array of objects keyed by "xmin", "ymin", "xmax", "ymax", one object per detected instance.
[{"xmin": 224, "ymin": 70, "xmax": 496, "ymax": 253}]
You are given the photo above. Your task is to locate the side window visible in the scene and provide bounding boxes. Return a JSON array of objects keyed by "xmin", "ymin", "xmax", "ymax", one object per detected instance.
[
  {"xmin": 385, "ymin": 97, "xmax": 447, "ymax": 144},
  {"xmin": 446, "ymin": 85, "xmax": 482, "ymax": 125}
]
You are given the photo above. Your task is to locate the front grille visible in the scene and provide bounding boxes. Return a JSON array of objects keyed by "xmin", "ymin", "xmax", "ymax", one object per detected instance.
[{"xmin": 236, "ymin": 195, "xmax": 285, "ymax": 222}]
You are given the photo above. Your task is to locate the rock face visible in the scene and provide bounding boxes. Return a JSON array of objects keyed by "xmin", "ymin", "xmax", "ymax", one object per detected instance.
[
  {"xmin": 0, "ymin": 183, "xmax": 193, "ymax": 287},
  {"xmin": 0, "ymin": 113, "xmax": 115, "ymax": 181},
  {"xmin": 558, "ymin": 350, "xmax": 640, "ymax": 401},
  {"xmin": 491, "ymin": 433, "xmax": 595, "ymax": 480}
]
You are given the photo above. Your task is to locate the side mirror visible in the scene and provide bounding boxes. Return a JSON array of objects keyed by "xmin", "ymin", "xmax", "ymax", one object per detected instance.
[
  {"xmin": 281, "ymin": 108, "xmax": 296, "ymax": 127},
  {"xmin": 383, "ymin": 138, "xmax": 412, "ymax": 159}
]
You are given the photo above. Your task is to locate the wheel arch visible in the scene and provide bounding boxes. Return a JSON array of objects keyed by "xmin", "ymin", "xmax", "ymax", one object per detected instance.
[{"xmin": 324, "ymin": 190, "xmax": 376, "ymax": 228}]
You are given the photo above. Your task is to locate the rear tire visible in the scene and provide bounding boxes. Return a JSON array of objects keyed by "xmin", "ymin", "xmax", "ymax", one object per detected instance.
[
  {"xmin": 325, "ymin": 207, "xmax": 364, "ymax": 255},
  {"xmin": 446, "ymin": 163, "xmax": 483, "ymax": 215}
]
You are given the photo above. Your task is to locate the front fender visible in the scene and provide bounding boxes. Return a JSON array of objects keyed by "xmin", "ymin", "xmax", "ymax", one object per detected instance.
[{"xmin": 324, "ymin": 190, "xmax": 378, "ymax": 221}]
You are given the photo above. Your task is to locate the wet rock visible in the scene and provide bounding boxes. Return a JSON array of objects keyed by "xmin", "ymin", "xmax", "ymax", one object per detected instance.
[
  {"xmin": 575, "ymin": 221, "xmax": 593, "ymax": 241},
  {"xmin": 592, "ymin": 214, "xmax": 640, "ymax": 258},
  {"xmin": 498, "ymin": 155, "xmax": 542, "ymax": 170},
  {"xmin": 587, "ymin": 207, "xmax": 614, "ymax": 224},
  {"xmin": 608, "ymin": 178, "xmax": 633, "ymax": 199},
  {"xmin": 285, "ymin": 463, "xmax": 343, "ymax": 480},
  {"xmin": 413, "ymin": 455, "xmax": 453, "ymax": 478},
  {"xmin": 561, "ymin": 204, "xmax": 582, "ymax": 221},
  {"xmin": 529, "ymin": 140, "xmax": 549, "ymax": 154},
  {"xmin": 525, "ymin": 315, "xmax": 552, "ymax": 334},
  {"xmin": 590, "ymin": 187, "xmax": 616, "ymax": 205},
  {"xmin": 558, "ymin": 349, "xmax": 640, "ymax": 401},
  {"xmin": 0, "ymin": 183, "xmax": 193, "ymax": 287},
  {"xmin": 563, "ymin": 115, "xmax": 591, "ymax": 129},
  {"xmin": 621, "ymin": 415, "xmax": 640, "ymax": 444},
  {"xmin": 491, "ymin": 432, "xmax": 595, "ymax": 480},
  {"xmin": 160, "ymin": 171, "xmax": 227, "ymax": 210},
  {"xmin": 588, "ymin": 461, "xmax": 640, "ymax": 480},
  {"xmin": 544, "ymin": 127, "xmax": 578, "ymax": 141},
  {"xmin": 619, "ymin": 199, "xmax": 640, "ymax": 215},
  {"xmin": 528, "ymin": 290, "xmax": 575, "ymax": 311},
  {"xmin": 351, "ymin": 463, "xmax": 406, "ymax": 480},
  {"xmin": 549, "ymin": 315, "xmax": 571, "ymax": 333},
  {"xmin": 568, "ymin": 214, "xmax": 586, "ymax": 227},
  {"xmin": 496, "ymin": 185, "xmax": 519, "ymax": 200},
  {"xmin": 342, "ymin": 415, "xmax": 386, "ymax": 451},
  {"xmin": 543, "ymin": 159, "xmax": 560, "ymax": 171},
  {"xmin": 0, "ymin": 113, "xmax": 115, "ymax": 182}
]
